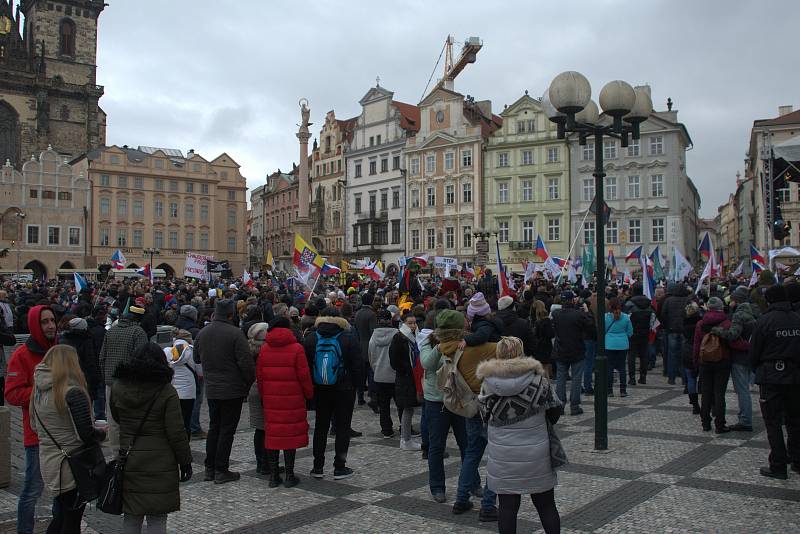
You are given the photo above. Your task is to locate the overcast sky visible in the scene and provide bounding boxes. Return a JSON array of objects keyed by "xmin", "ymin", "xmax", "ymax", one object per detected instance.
[{"xmin": 95, "ymin": 0, "xmax": 797, "ymax": 218}]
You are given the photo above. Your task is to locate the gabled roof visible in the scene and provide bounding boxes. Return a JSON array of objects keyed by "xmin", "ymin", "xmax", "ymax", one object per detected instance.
[
  {"xmin": 391, "ymin": 100, "xmax": 420, "ymax": 132},
  {"xmin": 500, "ymin": 93, "xmax": 541, "ymax": 118},
  {"xmin": 419, "ymin": 86, "xmax": 464, "ymax": 107},
  {"xmin": 211, "ymin": 152, "xmax": 241, "ymax": 168},
  {"xmin": 359, "ymin": 85, "xmax": 394, "ymax": 106},
  {"xmin": 754, "ymin": 109, "xmax": 800, "ymax": 127}
]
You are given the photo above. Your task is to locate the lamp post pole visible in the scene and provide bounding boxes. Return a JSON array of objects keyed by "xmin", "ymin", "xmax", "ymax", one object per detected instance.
[{"xmin": 544, "ymin": 72, "xmax": 651, "ymax": 450}]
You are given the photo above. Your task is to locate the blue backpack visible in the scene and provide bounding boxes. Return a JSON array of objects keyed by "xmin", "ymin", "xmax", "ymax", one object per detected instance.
[{"xmin": 313, "ymin": 331, "xmax": 343, "ymax": 385}]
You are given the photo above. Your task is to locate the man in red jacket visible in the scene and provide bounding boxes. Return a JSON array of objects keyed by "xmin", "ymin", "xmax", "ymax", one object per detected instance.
[{"xmin": 5, "ymin": 305, "xmax": 57, "ymax": 534}]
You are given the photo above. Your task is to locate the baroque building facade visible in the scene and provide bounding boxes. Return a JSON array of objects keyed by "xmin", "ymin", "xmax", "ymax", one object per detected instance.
[
  {"xmin": 261, "ymin": 167, "xmax": 299, "ymax": 272},
  {"xmin": 485, "ymin": 92, "xmax": 570, "ymax": 268},
  {"xmin": 0, "ymin": 0, "xmax": 106, "ymax": 167}
]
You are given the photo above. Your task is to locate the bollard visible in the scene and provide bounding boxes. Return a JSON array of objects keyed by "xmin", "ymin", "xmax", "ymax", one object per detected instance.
[{"xmin": 0, "ymin": 406, "xmax": 9, "ymax": 488}]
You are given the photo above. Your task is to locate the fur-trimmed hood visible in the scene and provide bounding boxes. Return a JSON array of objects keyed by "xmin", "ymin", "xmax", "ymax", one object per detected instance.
[
  {"xmin": 314, "ymin": 316, "xmax": 351, "ymax": 330},
  {"xmin": 477, "ymin": 356, "xmax": 545, "ymax": 380}
]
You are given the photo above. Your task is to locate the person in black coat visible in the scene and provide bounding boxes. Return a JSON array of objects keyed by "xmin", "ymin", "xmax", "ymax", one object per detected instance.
[
  {"xmin": 531, "ymin": 300, "xmax": 555, "ymax": 377},
  {"xmin": 495, "ymin": 296, "xmax": 535, "ymax": 356},
  {"xmin": 464, "ymin": 292, "xmax": 502, "ymax": 347},
  {"xmin": 57, "ymin": 315, "xmax": 102, "ymax": 401},
  {"xmin": 86, "ymin": 306, "xmax": 109, "ymax": 418},
  {"xmin": 389, "ymin": 312, "xmax": 420, "ymax": 450},
  {"xmin": 624, "ymin": 284, "xmax": 654, "ymax": 385},
  {"xmin": 658, "ymin": 282, "xmax": 689, "ymax": 384},
  {"xmin": 552, "ymin": 291, "xmax": 593, "ymax": 415},
  {"xmin": 175, "ymin": 305, "xmax": 200, "ymax": 340}
]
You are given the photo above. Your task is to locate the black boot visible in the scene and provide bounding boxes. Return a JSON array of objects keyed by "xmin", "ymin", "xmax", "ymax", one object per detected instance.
[
  {"xmin": 639, "ymin": 373, "xmax": 646, "ymax": 385},
  {"xmin": 283, "ymin": 449, "xmax": 299, "ymax": 488},
  {"xmin": 259, "ymin": 451, "xmax": 270, "ymax": 476},
  {"xmin": 689, "ymin": 393, "xmax": 700, "ymax": 415},
  {"xmin": 267, "ymin": 450, "xmax": 282, "ymax": 488}
]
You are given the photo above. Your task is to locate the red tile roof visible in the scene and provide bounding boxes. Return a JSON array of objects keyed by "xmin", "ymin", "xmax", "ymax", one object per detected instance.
[
  {"xmin": 754, "ymin": 109, "xmax": 800, "ymax": 127},
  {"xmin": 392, "ymin": 100, "xmax": 421, "ymax": 133},
  {"xmin": 336, "ymin": 116, "xmax": 359, "ymax": 143}
]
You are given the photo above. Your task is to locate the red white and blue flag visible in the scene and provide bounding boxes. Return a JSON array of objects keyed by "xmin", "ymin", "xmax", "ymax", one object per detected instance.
[
  {"xmin": 699, "ymin": 232, "xmax": 713, "ymax": 261},
  {"xmin": 111, "ymin": 249, "xmax": 127, "ymax": 270},
  {"xmin": 625, "ymin": 245, "xmax": 643, "ymax": 262},
  {"xmin": 640, "ymin": 252, "xmax": 655, "ymax": 302},
  {"xmin": 750, "ymin": 244, "xmax": 766, "ymax": 270},
  {"xmin": 495, "ymin": 241, "xmax": 510, "ymax": 297},
  {"xmin": 534, "ymin": 235, "xmax": 549, "ymax": 261},
  {"xmin": 135, "ymin": 264, "xmax": 153, "ymax": 283},
  {"xmin": 321, "ymin": 262, "xmax": 341, "ymax": 276}
]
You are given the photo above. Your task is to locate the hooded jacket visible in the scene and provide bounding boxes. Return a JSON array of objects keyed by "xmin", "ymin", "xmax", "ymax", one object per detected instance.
[
  {"xmin": 624, "ymin": 295, "xmax": 654, "ymax": 338},
  {"xmin": 659, "ymin": 283, "xmax": 689, "ymax": 333},
  {"xmin": 164, "ymin": 340, "xmax": 197, "ymax": 399},
  {"xmin": 99, "ymin": 317, "xmax": 149, "ymax": 384},
  {"xmin": 369, "ymin": 327, "xmax": 397, "ymax": 384},
  {"xmin": 59, "ymin": 327, "xmax": 102, "ymax": 400},
  {"xmin": 194, "ymin": 316, "xmax": 255, "ymax": 400},
  {"xmin": 496, "ymin": 308, "xmax": 535, "ymax": 356},
  {"xmin": 302, "ymin": 316, "xmax": 363, "ymax": 390},
  {"xmin": 712, "ymin": 301, "xmax": 760, "ymax": 366},
  {"xmin": 256, "ymin": 327, "xmax": 313, "ymax": 450},
  {"xmin": 5, "ymin": 305, "xmax": 56, "ymax": 446},
  {"xmin": 464, "ymin": 315, "xmax": 503, "ymax": 347}
]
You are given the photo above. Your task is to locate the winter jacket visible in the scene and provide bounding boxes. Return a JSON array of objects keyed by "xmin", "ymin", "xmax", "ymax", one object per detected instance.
[
  {"xmin": 477, "ymin": 357, "xmax": 561, "ymax": 495},
  {"xmin": 748, "ymin": 301, "xmax": 800, "ymax": 384},
  {"xmin": 659, "ymin": 283, "xmax": 689, "ymax": 333},
  {"xmin": 551, "ymin": 306, "xmax": 592, "ymax": 363},
  {"xmin": 256, "ymin": 327, "xmax": 313, "ymax": 450},
  {"xmin": 174, "ymin": 315, "xmax": 199, "ymax": 341},
  {"xmin": 368, "ymin": 327, "xmax": 397, "ymax": 384},
  {"xmin": 712, "ymin": 302, "xmax": 760, "ymax": 366},
  {"xmin": 532, "ymin": 318, "xmax": 554, "ymax": 365},
  {"xmin": 624, "ymin": 295, "xmax": 653, "ymax": 339},
  {"xmin": 99, "ymin": 318, "xmax": 149, "ymax": 384},
  {"xmin": 0, "ymin": 319, "xmax": 16, "ymax": 379},
  {"xmin": 247, "ymin": 323, "xmax": 268, "ymax": 431},
  {"xmin": 496, "ymin": 308, "xmax": 535, "ymax": 356},
  {"xmin": 194, "ymin": 317, "xmax": 254, "ymax": 400},
  {"xmin": 86, "ymin": 317, "xmax": 107, "ymax": 375},
  {"xmin": 464, "ymin": 315, "xmax": 503, "ymax": 347},
  {"xmin": 682, "ymin": 312, "xmax": 702, "ymax": 370},
  {"xmin": 302, "ymin": 316, "xmax": 363, "ymax": 391},
  {"xmin": 31, "ymin": 364, "xmax": 104, "ymax": 494},
  {"xmin": 439, "ymin": 338, "xmax": 497, "ymax": 394},
  {"xmin": 59, "ymin": 328, "xmax": 102, "ymax": 400},
  {"xmin": 164, "ymin": 341, "xmax": 197, "ymax": 399},
  {"xmin": 110, "ymin": 358, "xmax": 191, "ymax": 516},
  {"xmin": 604, "ymin": 313, "xmax": 633, "ymax": 351},
  {"xmin": 353, "ymin": 306, "xmax": 377, "ymax": 362},
  {"xmin": 5, "ymin": 305, "xmax": 56, "ymax": 446},
  {"xmin": 419, "ymin": 337, "xmax": 443, "ymax": 402},
  {"xmin": 389, "ymin": 325, "xmax": 420, "ymax": 409},
  {"xmin": 692, "ymin": 310, "xmax": 732, "ymax": 369}
]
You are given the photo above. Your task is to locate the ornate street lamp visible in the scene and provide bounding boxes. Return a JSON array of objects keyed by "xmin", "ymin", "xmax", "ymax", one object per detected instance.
[
  {"xmin": 144, "ymin": 247, "xmax": 160, "ymax": 270},
  {"xmin": 544, "ymin": 71, "xmax": 652, "ymax": 450}
]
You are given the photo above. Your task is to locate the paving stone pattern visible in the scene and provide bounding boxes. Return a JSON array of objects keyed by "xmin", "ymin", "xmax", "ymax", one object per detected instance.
[{"xmin": 0, "ymin": 367, "xmax": 799, "ymax": 533}]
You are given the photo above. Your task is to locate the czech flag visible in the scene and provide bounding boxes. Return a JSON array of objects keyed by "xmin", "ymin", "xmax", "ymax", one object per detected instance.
[
  {"xmin": 750, "ymin": 244, "xmax": 766, "ymax": 267},
  {"xmin": 699, "ymin": 232, "xmax": 713, "ymax": 261},
  {"xmin": 243, "ymin": 269, "xmax": 254, "ymax": 286},
  {"xmin": 625, "ymin": 245, "xmax": 643, "ymax": 262},
  {"xmin": 111, "ymin": 249, "xmax": 127, "ymax": 270},
  {"xmin": 321, "ymin": 262, "xmax": 341, "ymax": 276},
  {"xmin": 495, "ymin": 241, "xmax": 510, "ymax": 297},
  {"xmin": 73, "ymin": 272, "xmax": 88, "ymax": 292},
  {"xmin": 551, "ymin": 256, "xmax": 569, "ymax": 268},
  {"xmin": 135, "ymin": 264, "xmax": 153, "ymax": 283},
  {"xmin": 364, "ymin": 260, "xmax": 384, "ymax": 281},
  {"xmin": 534, "ymin": 235, "xmax": 549, "ymax": 260}
]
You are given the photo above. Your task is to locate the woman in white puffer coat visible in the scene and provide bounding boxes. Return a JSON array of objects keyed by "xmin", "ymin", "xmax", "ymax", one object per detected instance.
[
  {"xmin": 164, "ymin": 329, "xmax": 198, "ymax": 435},
  {"xmin": 477, "ymin": 336, "xmax": 563, "ymax": 534}
]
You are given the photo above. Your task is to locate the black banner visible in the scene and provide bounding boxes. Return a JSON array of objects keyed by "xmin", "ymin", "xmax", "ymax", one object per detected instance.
[{"xmin": 206, "ymin": 260, "xmax": 232, "ymax": 278}]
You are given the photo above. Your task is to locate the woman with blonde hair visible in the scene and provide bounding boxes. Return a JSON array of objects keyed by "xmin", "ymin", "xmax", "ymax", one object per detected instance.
[
  {"xmin": 31, "ymin": 344, "xmax": 106, "ymax": 534},
  {"xmin": 477, "ymin": 336, "xmax": 563, "ymax": 534}
]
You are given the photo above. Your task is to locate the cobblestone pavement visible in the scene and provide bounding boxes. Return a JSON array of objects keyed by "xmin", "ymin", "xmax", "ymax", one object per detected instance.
[{"xmin": 1, "ymin": 367, "xmax": 799, "ymax": 533}]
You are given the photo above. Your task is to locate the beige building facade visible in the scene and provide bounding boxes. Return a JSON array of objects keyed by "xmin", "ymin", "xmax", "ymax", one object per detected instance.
[{"xmin": 71, "ymin": 145, "xmax": 248, "ymax": 277}]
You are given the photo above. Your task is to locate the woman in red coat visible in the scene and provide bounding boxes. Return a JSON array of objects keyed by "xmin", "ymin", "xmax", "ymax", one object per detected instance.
[{"xmin": 257, "ymin": 317, "xmax": 314, "ymax": 488}]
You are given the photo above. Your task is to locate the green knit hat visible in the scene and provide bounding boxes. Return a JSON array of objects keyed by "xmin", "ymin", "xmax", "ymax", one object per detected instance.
[{"xmin": 435, "ymin": 309, "xmax": 465, "ymax": 330}]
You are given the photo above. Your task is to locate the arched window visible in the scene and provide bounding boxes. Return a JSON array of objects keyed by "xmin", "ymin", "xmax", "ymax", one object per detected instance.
[
  {"xmin": 0, "ymin": 102, "xmax": 20, "ymax": 166},
  {"xmin": 59, "ymin": 18, "xmax": 76, "ymax": 56}
]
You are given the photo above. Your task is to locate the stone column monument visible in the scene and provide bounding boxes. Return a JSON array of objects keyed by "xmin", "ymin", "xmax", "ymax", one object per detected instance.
[{"xmin": 293, "ymin": 98, "xmax": 313, "ymax": 243}]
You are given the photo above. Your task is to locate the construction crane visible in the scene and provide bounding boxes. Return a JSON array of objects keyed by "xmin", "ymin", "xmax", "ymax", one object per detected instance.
[{"xmin": 420, "ymin": 35, "xmax": 483, "ymax": 100}]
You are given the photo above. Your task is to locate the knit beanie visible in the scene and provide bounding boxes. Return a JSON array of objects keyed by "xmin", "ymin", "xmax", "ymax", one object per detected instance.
[
  {"xmin": 435, "ymin": 309, "xmax": 466, "ymax": 330},
  {"xmin": 497, "ymin": 295, "xmax": 514, "ymax": 311},
  {"xmin": 730, "ymin": 286, "xmax": 750, "ymax": 304},
  {"xmin": 180, "ymin": 304, "xmax": 198, "ymax": 322},
  {"xmin": 67, "ymin": 317, "xmax": 88, "ymax": 331},
  {"xmin": 467, "ymin": 292, "xmax": 491, "ymax": 320},
  {"xmin": 214, "ymin": 298, "xmax": 235, "ymax": 318},
  {"xmin": 707, "ymin": 297, "xmax": 724, "ymax": 311}
]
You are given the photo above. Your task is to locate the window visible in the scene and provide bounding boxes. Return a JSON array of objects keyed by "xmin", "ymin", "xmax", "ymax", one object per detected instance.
[
  {"xmin": 582, "ymin": 142, "xmax": 595, "ymax": 161},
  {"xmin": 27, "ymin": 225, "xmax": 39, "ymax": 245},
  {"xmin": 392, "ymin": 189, "xmax": 400, "ymax": 209},
  {"xmin": 463, "ymin": 182, "xmax": 472, "ymax": 203},
  {"xmin": 497, "ymin": 182, "xmax": 509, "ymax": 204},
  {"xmin": 227, "ymin": 209, "xmax": 236, "ymax": 227},
  {"xmin": 651, "ymin": 174, "xmax": 664, "ymax": 197},
  {"xmin": 110, "ymin": 155, "xmax": 120, "ymax": 165},
  {"xmin": 411, "ymin": 229, "xmax": 420, "ymax": 250},
  {"xmin": 118, "ymin": 176, "xmax": 128, "ymax": 188},
  {"xmin": 338, "ymin": 160, "xmax": 342, "ymax": 173},
  {"xmin": 185, "ymin": 203, "xmax": 194, "ymax": 221},
  {"xmin": 497, "ymin": 221, "xmax": 509, "ymax": 243},
  {"xmin": 154, "ymin": 159, "xmax": 164, "ymax": 169},
  {"xmin": 628, "ymin": 175, "xmax": 641, "ymax": 198},
  {"xmin": 392, "ymin": 156, "xmax": 400, "ymax": 170},
  {"xmin": 333, "ymin": 211, "xmax": 340, "ymax": 227},
  {"xmin": 462, "ymin": 149, "xmax": 472, "ymax": 167},
  {"xmin": 410, "ymin": 189, "xmax": 419, "ymax": 208},
  {"xmin": 381, "ymin": 159, "xmax": 388, "ymax": 173},
  {"xmin": 445, "ymin": 184, "xmax": 455, "ymax": 205},
  {"xmin": 200, "ymin": 232, "xmax": 209, "ymax": 250},
  {"xmin": 185, "ymin": 182, "xmax": 194, "ymax": 193},
  {"xmin": 48, "ymin": 226, "xmax": 60, "ymax": 246},
  {"xmin": 227, "ymin": 190, "xmax": 236, "ymax": 201},
  {"xmin": 155, "ymin": 179, "xmax": 164, "ymax": 191},
  {"xmin": 650, "ymin": 135, "xmax": 664, "ymax": 155},
  {"xmin": 392, "ymin": 220, "xmax": 400, "ymax": 244},
  {"xmin": 527, "ymin": 119, "xmax": 536, "ymax": 132},
  {"xmin": 627, "ymin": 139, "xmax": 640, "ymax": 157},
  {"xmin": 169, "ymin": 180, "xmax": 178, "ymax": 192},
  {"xmin": 201, "ymin": 183, "xmax": 209, "ymax": 194},
  {"xmin": 369, "ymin": 161, "xmax": 377, "ymax": 175},
  {"xmin": 463, "ymin": 226, "xmax": 472, "ymax": 248},
  {"xmin": 117, "ymin": 198, "xmax": 128, "ymax": 217},
  {"xmin": 133, "ymin": 229, "xmax": 143, "ymax": 247},
  {"xmin": 444, "ymin": 152, "xmax": 454, "ymax": 171},
  {"xmin": 547, "ymin": 218, "xmax": 560, "ymax": 241},
  {"xmin": 521, "ymin": 179, "xmax": 533, "ymax": 202},
  {"xmin": 603, "ymin": 139, "xmax": 617, "ymax": 159},
  {"xmin": 100, "ymin": 197, "xmax": 110, "ymax": 216},
  {"xmin": 380, "ymin": 191, "xmax": 388, "ymax": 211},
  {"xmin": 100, "ymin": 174, "xmax": 110, "ymax": 186},
  {"xmin": 583, "ymin": 221, "xmax": 595, "ymax": 245},
  {"xmin": 426, "ymin": 228, "xmax": 436, "ymax": 249},
  {"xmin": 517, "ymin": 120, "xmax": 526, "ymax": 134},
  {"xmin": 652, "ymin": 218, "xmax": 665, "ymax": 242},
  {"xmin": 376, "ymin": 134, "xmax": 381, "ymax": 145},
  {"xmin": 322, "ymin": 163, "xmax": 327, "ymax": 175},
  {"xmin": 445, "ymin": 227, "xmax": 455, "ymax": 249},
  {"xmin": 200, "ymin": 204, "xmax": 209, "ymax": 222},
  {"xmin": 583, "ymin": 178, "xmax": 595, "ymax": 201},
  {"xmin": 547, "ymin": 147, "xmax": 559, "ymax": 163},
  {"xmin": 522, "ymin": 150, "xmax": 533, "ymax": 165},
  {"xmin": 426, "ymin": 186, "xmax": 435, "ymax": 207},
  {"xmin": 410, "ymin": 158, "xmax": 420, "ymax": 175},
  {"xmin": 607, "ymin": 221, "xmax": 618, "ymax": 244},
  {"xmin": 154, "ymin": 230, "xmax": 164, "ymax": 249},
  {"xmin": 369, "ymin": 194, "xmax": 376, "ymax": 213},
  {"xmin": 184, "ymin": 232, "xmax": 193, "ymax": 250},
  {"xmin": 169, "ymin": 231, "xmax": 178, "ymax": 249},
  {"xmin": 425, "ymin": 154, "xmax": 436, "ymax": 174},
  {"xmin": 59, "ymin": 18, "xmax": 76, "ymax": 56},
  {"xmin": 169, "ymin": 202, "xmax": 178, "ymax": 218},
  {"xmin": 355, "ymin": 163, "xmax": 362, "ymax": 178},
  {"xmin": 498, "ymin": 152, "xmax": 509, "ymax": 167},
  {"xmin": 605, "ymin": 176, "xmax": 617, "ymax": 200},
  {"xmin": 42, "ymin": 190, "xmax": 55, "ymax": 200},
  {"xmin": 353, "ymin": 195, "xmax": 362, "ymax": 214},
  {"xmin": 628, "ymin": 219, "xmax": 641, "ymax": 243},
  {"xmin": 29, "ymin": 189, "xmax": 38, "ymax": 199},
  {"xmin": 778, "ymin": 188, "xmax": 791, "ymax": 202},
  {"xmin": 375, "ymin": 222, "xmax": 388, "ymax": 245},
  {"xmin": 117, "ymin": 228, "xmax": 127, "ymax": 247},
  {"xmin": 547, "ymin": 177, "xmax": 559, "ymax": 200},
  {"xmin": 522, "ymin": 220, "xmax": 535, "ymax": 243}
]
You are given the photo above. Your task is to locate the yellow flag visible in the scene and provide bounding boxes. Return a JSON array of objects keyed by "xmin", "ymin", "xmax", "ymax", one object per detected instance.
[
  {"xmin": 265, "ymin": 250, "xmax": 274, "ymax": 268},
  {"xmin": 293, "ymin": 234, "xmax": 325, "ymax": 269}
]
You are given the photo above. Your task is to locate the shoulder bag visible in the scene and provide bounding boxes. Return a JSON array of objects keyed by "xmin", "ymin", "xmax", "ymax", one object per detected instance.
[{"xmin": 97, "ymin": 386, "xmax": 164, "ymax": 515}]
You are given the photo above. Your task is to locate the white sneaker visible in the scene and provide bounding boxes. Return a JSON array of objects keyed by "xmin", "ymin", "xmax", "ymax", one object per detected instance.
[{"xmin": 400, "ymin": 439, "xmax": 422, "ymax": 451}]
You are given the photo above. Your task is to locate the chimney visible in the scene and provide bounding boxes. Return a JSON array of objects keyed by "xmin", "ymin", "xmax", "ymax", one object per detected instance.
[{"xmin": 778, "ymin": 105, "xmax": 794, "ymax": 116}]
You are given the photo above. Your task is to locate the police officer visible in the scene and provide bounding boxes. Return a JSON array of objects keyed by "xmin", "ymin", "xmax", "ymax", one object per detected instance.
[{"xmin": 748, "ymin": 284, "xmax": 800, "ymax": 479}]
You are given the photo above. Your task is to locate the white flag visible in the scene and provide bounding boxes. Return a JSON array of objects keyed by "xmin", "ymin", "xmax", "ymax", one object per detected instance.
[
  {"xmin": 567, "ymin": 262, "xmax": 577, "ymax": 283},
  {"xmin": 524, "ymin": 261, "xmax": 536, "ymax": 282},
  {"xmin": 695, "ymin": 259, "xmax": 712, "ymax": 294},
  {"xmin": 673, "ymin": 247, "xmax": 693, "ymax": 281},
  {"xmin": 749, "ymin": 270, "xmax": 759, "ymax": 287},
  {"xmin": 732, "ymin": 261, "xmax": 744, "ymax": 278},
  {"xmin": 769, "ymin": 247, "xmax": 800, "ymax": 262}
]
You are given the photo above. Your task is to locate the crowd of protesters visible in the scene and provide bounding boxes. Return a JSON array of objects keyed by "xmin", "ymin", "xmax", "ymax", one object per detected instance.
[{"xmin": 1, "ymin": 265, "xmax": 798, "ymax": 533}]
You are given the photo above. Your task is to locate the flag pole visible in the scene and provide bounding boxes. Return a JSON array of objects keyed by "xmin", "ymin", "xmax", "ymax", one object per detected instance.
[
  {"xmin": 309, "ymin": 269, "xmax": 323, "ymax": 297},
  {"xmin": 565, "ymin": 207, "xmax": 593, "ymax": 272}
]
